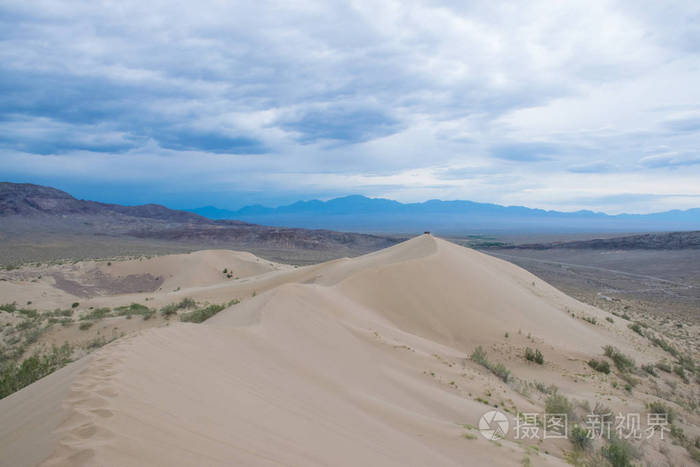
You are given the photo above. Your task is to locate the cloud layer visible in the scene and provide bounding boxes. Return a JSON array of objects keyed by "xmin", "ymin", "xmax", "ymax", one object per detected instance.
[{"xmin": 1, "ymin": 0, "xmax": 699, "ymax": 213}]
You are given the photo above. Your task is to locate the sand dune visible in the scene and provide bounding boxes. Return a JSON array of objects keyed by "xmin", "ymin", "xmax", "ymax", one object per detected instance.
[{"xmin": 1, "ymin": 236, "xmax": 694, "ymax": 466}]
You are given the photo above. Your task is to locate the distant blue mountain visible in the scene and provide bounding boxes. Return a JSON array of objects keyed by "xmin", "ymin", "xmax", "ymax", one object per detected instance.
[{"xmin": 188, "ymin": 195, "xmax": 700, "ymax": 234}]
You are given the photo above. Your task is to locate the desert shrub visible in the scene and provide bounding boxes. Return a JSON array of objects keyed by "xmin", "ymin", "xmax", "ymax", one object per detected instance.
[
  {"xmin": 601, "ymin": 437, "xmax": 635, "ymax": 467},
  {"xmin": 582, "ymin": 316, "xmax": 597, "ymax": 325},
  {"xmin": 115, "ymin": 303, "xmax": 151, "ymax": 318},
  {"xmin": 673, "ymin": 365, "xmax": 689, "ymax": 383},
  {"xmin": 525, "ymin": 347, "xmax": 535, "ymax": 361},
  {"xmin": 641, "ymin": 363, "xmax": 657, "ymax": 376},
  {"xmin": 656, "ymin": 361, "xmax": 672, "ymax": 373},
  {"xmin": 16, "ymin": 308, "xmax": 37, "ymax": 319},
  {"xmin": 0, "ymin": 343, "xmax": 72, "ymax": 399},
  {"xmin": 677, "ymin": 354, "xmax": 696, "ymax": 374},
  {"xmin": 23, "ymin": 328, "xmax": 43, "ymax": 346},
  {"xmin": 160, "ymin": 297, "xmax": 196, "ymax": 317},
  {"xmin": 545, "ymin": 393, "xmax": 574, "ymax": 419},
  {"xmin": 525, "ymin": 348, "xmax": 544, "ymax": 364},
  {"xmin": 647, "ymin": 401, "xmax": 674, "ymax": 423},
  {"xmin": 71, "ymin": 302, "xmax": 79, "ymax": 308},
  {"xmin": 603, "ymin": 346, "xmax": 635, "ymax": 372},
  {"xmin": 491, "ymin": 363, "xmax": 511, "ymax": 383},
  {"xmin": 471, "ymin": 346, "xmax": 489, "ymax": 366},
  {"xmin": 689, "ymin": 446, "xmax": 700, "ymax": 463},
  {"xmin": 180, "ymin": 304, "xmax": 226, "ymax": 324},
  {"xmin": 470, "ymin": 346, "xmax": 510, "ymax": 383},
  {"xmin": 86, "ymin": 337, "xmax": 108, "ymax": 350},
  {"xmin": 593, "ymin": 402, "xmax": 613, "ymax": 423},
  {"xmin": 670, "ymin": 424, "xmax": 686, "ymax": 442},
  {"xmin": 606, "ymin": 317, "xmax": 614, "ymax": 323},
  {"xmin": 78, "ymin": 321, "xmax": 93, "ymax": 331},
  {"xmin": 647, "ymin": 334, "xmax": 679, "ymax": 357},
  {"xmin": 0, "ymin": 303, "xmax": 17, "ymax": 313},
  {"xmin": 628, "ymin": 323, "xmax": 644, "ymax": 336},
  {"xmin": 52, "ymin": 309, "xmax": 73, "ymax": 317},
  {"xmin": 534, "ymin": 349, "xmax": 543, "ymax": 364},
  {"xmin": 79, "ymin": 307, "xmax": 111, "ymax": 321},
  {"xmin": 533, "ymin": 381, "xmax": 557, "ymax": 394},
  {"xmin": 569, "ymin": 424, "xmax": 592, "ymax": 450},
  {"xmin": 141, "ymin": 309, "xmax": 155, "ymax": 320},
  {"xmin": 16, "ymin": 320, "xmax": 35, "ymax": 331},
  {"xmin": 588, "ymin": 359, "xmax": 610, "ymax": 374},
  {"xmin": 618, "ymin": 373, "xmax": 638, "ymax": 391}
]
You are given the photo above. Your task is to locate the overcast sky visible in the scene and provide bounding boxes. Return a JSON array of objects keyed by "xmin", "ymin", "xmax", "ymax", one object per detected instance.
[{"xmin": 1, "ymin": 0, "xmax": 700, "ymax": 212}]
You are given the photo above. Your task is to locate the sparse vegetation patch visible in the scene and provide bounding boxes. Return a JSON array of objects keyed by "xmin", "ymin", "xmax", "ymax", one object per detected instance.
[
  {"xmin": 470, "ymin": 346, "xmax": 510, "ymax": 383},
  {"xmin": 0, "ymin": 343, "xmax": 72, "ymax": 399},
  {"xmin": 180, "ymin": 303, "xmax": 227, "ymax": 323},
  {"xmin": 603, "ymin": 345, "xmax": 635, "ymax": 372},
  {"xmin": 588, "ymin": 359, "xmax": 611, "ymax": 374}
]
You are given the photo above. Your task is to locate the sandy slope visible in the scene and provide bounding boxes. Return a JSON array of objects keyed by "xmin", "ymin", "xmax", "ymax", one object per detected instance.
[{"xmin": 0, "ymin": 236, "xmax": 694, "ymax": 466}]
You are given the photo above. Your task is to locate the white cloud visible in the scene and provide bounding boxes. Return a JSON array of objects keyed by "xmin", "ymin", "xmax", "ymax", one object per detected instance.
[{"xmin": 0, "ymin": 0, "xmax": 699, "ymax": 211}]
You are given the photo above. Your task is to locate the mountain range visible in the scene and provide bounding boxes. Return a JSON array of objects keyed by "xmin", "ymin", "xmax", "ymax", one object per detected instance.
[
  {"xmin": 0, "ymin": 183, "xmax": 399, "ymax": 257},
  {"xmin": 190, "ymin": 195, "xmax": 700, "ymax": 233}
]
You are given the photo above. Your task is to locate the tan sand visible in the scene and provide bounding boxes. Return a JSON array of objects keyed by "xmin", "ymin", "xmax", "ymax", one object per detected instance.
[{"xmin": 0, "ymin": 236, "xmax": 695, "ymax": 466}]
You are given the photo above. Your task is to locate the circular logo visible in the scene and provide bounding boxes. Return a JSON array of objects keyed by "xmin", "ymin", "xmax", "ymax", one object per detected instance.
[{"xmin": 478, "ymin": 410, "xmax": 509, "ymax": 440}]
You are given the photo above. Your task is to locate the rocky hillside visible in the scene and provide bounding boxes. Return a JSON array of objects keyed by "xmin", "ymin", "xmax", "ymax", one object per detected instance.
[
  {"xmin": 0, "ymin": 182, "xmax": 207, "ymax": 223},
  {"xmin": 495, "ymin": 230, "xmax": 700, "ymax": 250}
]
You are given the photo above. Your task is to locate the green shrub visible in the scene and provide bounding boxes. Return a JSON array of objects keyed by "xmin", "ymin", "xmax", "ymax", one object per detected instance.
[
  {"xmin": 17, "ymin": 308, "xmax": 37, "ymax": 318},
  {"xmin": 534, "ymin": 349, "xmax": 543, "ymax": 364},
  {"xmin": 525, "ymin": 348, "xmax": 543, "ymax": 364},
  {"xmin": 52, "ymin": 309, "xmax": 73, "ymax": 317},
  {"xmin": 601, "ymin": 437, "xmax": 634, "ymax": 467},
  {"xmin": 71, "ymin": 302, "xmax": 79, "ymax": 308},
  {"xmin": 471, "ymin": 346, "xmax": 489, "ymax": 366},
  {"xmin": 0, "ymin": 303, "xmax": 17, "ymax": 313},
  {"xmin": 180, "ymin": 304, "xmax": 226, "ymax": 324},
  {"xmin": 606, "ymin": 317, "xmax": 614, "ymax": 323},
  {"xmin": 569, "ymin": 424, "xmax": 592, "ymax": 450},
  {"xmin": 545, "ymin": 393, "xmax": 573, "ymax": 419},
  {"xmin": 673, "ymin": 365, "xmax": 689, "ymax": 383},
  {"xmin": 525, "ymin": 347, "xmax": 535, "ymax": 362},
  {"xmin": 618, "ymin": 373, "xmax": 638, "ymax": 391},
  {"xmin": 470, "ymin": 346, "xmax": 510, "ymax": 383},
  {"xmin": 646, "ymin": 333, "xmax": 679, "ymax": 357},
  {"xmin": 16, "ymin": 320, "xmax": 35, "ymax": 331},
  {"xmin": 115, "ymin": 303, "xmax": 151, "ymax": 318},
  {"xmin": 78, "ymin": 322, "xmax": 93, "ymax": 331},
  {"xmin": 582, "ymin": 316, "xmax": 597, "ymax": 325},
  {"xmin": 588, "ymin": 359, "xmax": 610, "ymax": 374},
  {"xmin": 603, "ymin": 346, "xmax": 635, "ymax": 372},
  {"xmin": 677, "ymin": 354, "xmax": 696, "ymax": 374},
  {"xmin": 491, "ymin": 363, "xmax": 511, "ymax": 383},
  {"xmin": 0, "ymin": 343, "xmax": 72, "ymax": 399},
  {"xmin": 628, "ymin": 323, "xmax": 644, "ymax": 336},
  {"xmin": 641, "ymin": 363, "xmax": 657, "ymax": 376},
  {"xmin": 160, "ymin": 297, "xmax": 196, "ymax": 317},
  {"xmin": 533, "ymin": 381, "xmax": 557, "ymax": 394},
  {"xmin": 647, "ymin": 401, "xmax": 674, "ymax": 423},
  {"xmin": 79, "ymin": 307, "xmax": 111, "ymax": 321}
]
